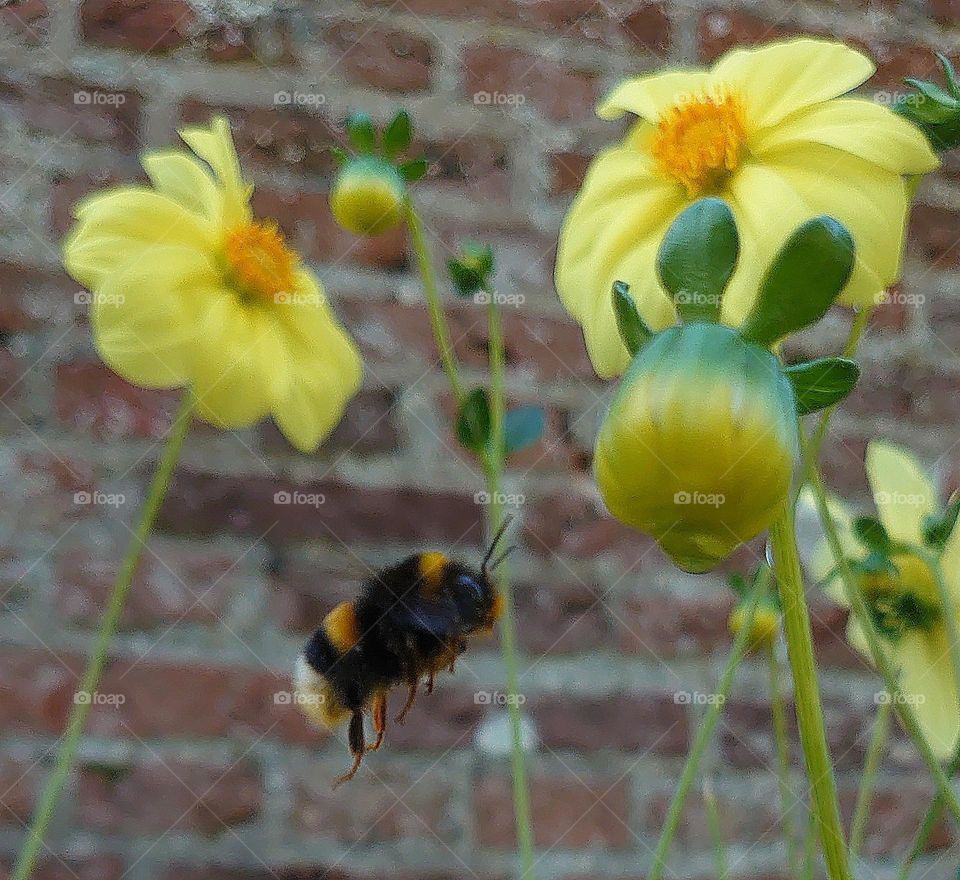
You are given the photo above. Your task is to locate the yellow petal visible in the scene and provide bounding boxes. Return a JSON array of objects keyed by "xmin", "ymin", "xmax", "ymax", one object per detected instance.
[
  {"xmin": 597, "ymin": 70, "xmax": 710, "ymax": 121},
  {"xmin": 866, "ymin": 441, "xmax": 937, "ymax": 545},
  {"xmin": 555, "ymin": 143, "xmax": 684, "ymax": 377},
  {"xmin": 178, "ymin": 116, "xmax": 251, "ymax": 229},
  {"xmin": 141, "ymin": 148, "xmax": 222, "ymax": 221},
  {"xmin": 710, "ymin": 38, "xmax": 875, "ymax": 130},
  {"xmin": 89, "ymin": 246, "xmax": 217, "ymax": 388},
  {"xmin": 939, "ymin": 517, "xmax": 960, "ymax": 604},
  {"xmin": 189, "ymin": 291, "xmax": 278, "ymax": 429},
  {"xmin": 896, "ymin": 629, "xmax": 960, "ymax": 759},
  {"xmin": 64, "ymin": 187, "xmax": 215, "ymax": 289},
  {"xmin": 270, "ymin": 272, "xmax": 363, "ymax": 452},
  {"xmin": 796, "ymin": 487, "xmax": 858, "ymax": 604},
  {"xmin": 751, "ymin": 99, "xmax": 939, "ymax": 175}
]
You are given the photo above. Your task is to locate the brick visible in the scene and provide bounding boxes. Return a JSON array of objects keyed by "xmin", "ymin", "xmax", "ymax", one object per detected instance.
[
  {"xmin": 643, "ymin": 785, "xmax": 781, "ymax": 844},
  {"xmin": 0, "ymin": 757, "xmax": 38, "ymax": 826},
  {"xmin": 77, "ymin": 757, "xmax": 261, "ymax": 835},
  {"xmin": 157, "ymin": 470, "xmax": 484, "ymax": 546},
  {"xmin": 53, "ymin": 544, "xmax": 233, "ymax": 630},
  {"xmin": 0, "ymin": 262, "xmax": 76, "ymax": 331},
  {"xmin": 909, "ymin": 203, "xmax": 960, "ymax": 269},
  {"xmin": 324, "ymin": 22, "xmax": 432, "ymax": 92},
  {"xmin": 0, "ymin": 647, "xmax": 82, "ymax": 736},
  {"xmin": 159, "ymin": 868, "xmax": 487, "ymax": 880},
  {"xmin": 514, "ymin": 579, "xmax": 610, "ymax": 655},
  {"xmin": 55, "ymin": 361, "xmax": 179, "ymax": 440},
  {"xmin": 294, "ymin": 763, "xmax": 455, "ymax": 843},
  {"xmin": 475, "ymin": 774, "xmax": 631, "ymax": 848},
  {"xmin": 0, "ymin": 0, "xmax": 49, "ymax": 43},
  {"xmin": 533, "ymin": 692, "xmax": 689, "ymax": 754},
  {"xmin": 373, "ymin": 686, "xmax": 487, "ymax": 750},
  {"xmin": 12, "ymin": 857, "xmax": 126, "ymax": 880},
  {"xmin": 549, "ymin": 151, "xmax": 591, "ymax": 196},
  {"xmin": 618, "ymin": 589, "xmax": 736, "ymax": 659},
  {"xmin": 462, "ymin": 45, "xmax": 598, "ymax": 123},
  {"xmin": 80, "ymin": 0, "xmax": 195, "ymax": 52},
  {"xmin": 0, "ymin": 76, "xmax": 142, "ymax": 150},
  {"xmin": 50, "ymin": 170, "xmax": 134, "ymax": 238}
]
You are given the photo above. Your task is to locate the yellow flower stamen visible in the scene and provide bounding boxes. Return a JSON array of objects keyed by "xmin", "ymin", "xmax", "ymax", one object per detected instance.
[
  {"xmin": 224, "ymin": 220, "xmax": 297, "ymax": 302},
  {"xmin": 651, "ymin": 91, "xmax": 747, "ymax": 196}
]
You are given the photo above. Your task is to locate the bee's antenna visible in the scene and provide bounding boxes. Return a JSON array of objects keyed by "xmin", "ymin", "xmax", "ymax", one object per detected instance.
[
  {"xmin": 482, "ymin": 515, "xmax": 515, "ymax": 573},
  {"xmin": 489, "ymin": 544, "xmax": 518, "ymax": 573}
]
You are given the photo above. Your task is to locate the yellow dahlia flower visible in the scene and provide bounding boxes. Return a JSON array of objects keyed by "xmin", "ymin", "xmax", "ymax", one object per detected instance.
[
  {"xmin": 330, "ymin": 156, "xmax": 406, "ymax": 236},
  {"xmin": 594, "ymin": 322, "xmax": 798, "ymax": 572},
  {"xmin": 802, "ymin": 441, "xmax": 960, "ymax": 757},
  {"xmin": 63, "ymin": 117, "xmax": 362, "ymax": 453},
  {"xmin": 556, "ymin": 38, "xmax": 939, "ymax": 378}
]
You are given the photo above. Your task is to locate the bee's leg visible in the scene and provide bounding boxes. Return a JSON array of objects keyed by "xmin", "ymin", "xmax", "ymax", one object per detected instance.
[
  {"xmin": 367, "ymin": 692, "xmax": 387, "ymax": 752},
  {"xmin": 394, "ymin": 675, "xmax": 418, "ymax": 724},
  {"xmin": 448, "ymin": 638, "xmax": 467, "ymax": 673},
  {"xmin": 333, "ymin": 710, "xmax": 365, "ymax": 788},
  {"xmin": 426, "ymin": 669, "xmax": 435, "ymax": 694}
]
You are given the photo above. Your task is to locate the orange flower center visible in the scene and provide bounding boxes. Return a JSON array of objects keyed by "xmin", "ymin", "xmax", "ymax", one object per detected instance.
[
  {"xmin": 651, "ymin": 91, "xmax": 747, "ymax": 196},
  {"xmin": 224, "ymin": 220, "xmax": 297, "ymax": 302}
]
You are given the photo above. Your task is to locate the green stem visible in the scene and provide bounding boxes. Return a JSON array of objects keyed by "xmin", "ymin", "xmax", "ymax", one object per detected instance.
[
  {"xmin": 803, "ymin": 307, "xmax": 872, "ymax": 475},
  {"xmin": 806, "ymin": 461, "xmax": 960, "ymax": 824},
  {"xmin": 13, "ymin": 393, "xmax": 193, "ymax": 880},
  {"xmin": 896, "ymin": 749, "xmax": 960, "ymax": 880},
  {"xmin": 703, "ymin": 779, "xmax": 728, "ymax": 880},
  {"xmin": 802, "ymin": 806, "xmax": 818, "ymax": 880},
  {"xmin": 404, "ymin": 200, "xmax": 466, "ymax": 404},
  {"xmin": 484, "ymin": 293, "xmax": 535, "ymax": 879},
  {"xmin": 770, "ymin": 501, "xmax": 852, "ymax": 880},
  {"xmin": 647, "ymin": 573, "xmax": 763, "ymax": 880},
  {"xmin": 768, "ymin": 640, "xmax": 801, "ymax": 879},
  {"xmin": 849, "ymin": 697, "xmax": 892, "ymax": 858}
]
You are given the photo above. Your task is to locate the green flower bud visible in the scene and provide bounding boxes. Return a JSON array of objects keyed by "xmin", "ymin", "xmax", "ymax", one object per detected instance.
[
  {"xmin": 330, "ymin": 156, "xmax": 406, "ymax": 236},
  {"xmin": 729, "ymin": 600, "xmax": 781, "ymax": 651},
  {"xmin": 594, "ymin": 323, "xmax": 799, "ymax": 573}
]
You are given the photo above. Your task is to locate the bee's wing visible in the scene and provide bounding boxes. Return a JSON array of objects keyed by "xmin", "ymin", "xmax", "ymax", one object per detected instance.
[{"xmin": 387, "ymin": 592, "xmax": 461, "ymax": 641}]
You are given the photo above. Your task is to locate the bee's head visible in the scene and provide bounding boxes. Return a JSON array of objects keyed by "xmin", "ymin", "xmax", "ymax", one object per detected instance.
[{"xmin": 447, "ymin": 562, "xmax": 502, "ymax": 632}]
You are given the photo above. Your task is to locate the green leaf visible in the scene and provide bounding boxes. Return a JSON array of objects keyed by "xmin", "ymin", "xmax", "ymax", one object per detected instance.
[
  {"xmin": 448, "ymin": 242, "xmax": 494, "ymax": 296},
  {"xmin": 923, "ymin": 496, "xmax": 960, "ymax": 548},
  {"xmin": 329, "ymin": 146, "xmax": 349, "ymax": 166},
  {"xmin": 937, "ymin": 52, "xmax": 960, "ymax": 98},
  {"xmin": 456, "ymin": 387, "xmax": 491, "ymax": 452},
  {"xmin": 656, "ymin": 197, "xmax": 738, "ymax": 323},
  {"xmin": 740, "ymin": 216, "xmax": 854, "ymax": 347},
  {"xmin": 783, "ymin": 357, "xmax": 860, "ymax": 415},
  {"xmin": 346, "ymin": 112, "xmax": 376, "ymax": 154},
  {"xmin": 852, "ymin": 515, "xmax": 891, "ymax": 554},
  {"xmin": 382, "ymin": 109, "xmax": 412, "ymax": 157},
  {"xmin": 611, "ymin": 281, "xmax": 651, "ymax": 356},
  {"xmin": 727, "ymin": 573, "xmax": 747, "ymax": 598},
  {"xmin": 504, "ymin": 405, "xmax": 545, "ymax": 454},
  {"xmin": 399, "ymin": 158, "xmax": 428, "ymax": 182}
]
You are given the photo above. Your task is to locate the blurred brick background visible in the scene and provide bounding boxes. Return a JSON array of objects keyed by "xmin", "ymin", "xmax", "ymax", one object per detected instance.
[{"xmin": 1, "ymin": 1, "xmax": 960, "ymax": 879}]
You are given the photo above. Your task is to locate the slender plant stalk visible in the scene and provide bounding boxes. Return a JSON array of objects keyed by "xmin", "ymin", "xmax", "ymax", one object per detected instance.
[
  {"xmin": 403, "ymin": 203, "xmax": 535, "ymax": 878},
  {"xmin": 703, "ymin": 779, "xmax": 729, "ymax": 880},
  {"xmin": 768, "ymin": 640, "xmax": 801, "ymax": 879},
  {"xmin": 896, "ymin": 748, "xmax": 960, "ymax": 880},
  {"xmin": 484, "ymin": 291, "xmax": 535, "ymax": 878},
  {"xmin": 404, "ymin": 200, "xmax": 466, "ymax": 403},
  {"xmin": 849, "ymin": 697, "xmax": 892, "ymax": 858},
  {"xmin": 769, "ymin": 501, "xmax": 852, "ymax": 880},
  {"xmin": 802, "ymin": 806, "xmax": 819, "ymax": 880},
  {"xmin": 805, "ymin": 461, "xmax": 960, "ymax": 823},
  {"xmin": 647, "ymin": 573, "xmax": 764, "ymax": 880},
  {"xmin": 13, "ymin": 393, "xmax": 194, "ymax": 880}
]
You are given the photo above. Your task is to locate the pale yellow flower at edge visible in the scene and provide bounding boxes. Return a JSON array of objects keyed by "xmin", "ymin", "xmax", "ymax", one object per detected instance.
[
  {"xmin": 556, "ymin": 38, "xmax": 939, "ymax": 378},
  {"xmin": 63, "ymin": 116, "xmax": 363, "ymax": 453},
  {"xmin": 800, "ymin": 441, "xmax": 960, "ymax": 758}
]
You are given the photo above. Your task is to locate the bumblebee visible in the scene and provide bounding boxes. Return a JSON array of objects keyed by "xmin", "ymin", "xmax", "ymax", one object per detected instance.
[{"xmin": 294, "ymin": 519, "xmax": 514, "ymax": 786}]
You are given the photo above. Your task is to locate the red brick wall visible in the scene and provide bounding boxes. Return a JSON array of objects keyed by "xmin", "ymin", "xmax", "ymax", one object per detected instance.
[{"xmin": 1, "ymin": 1, "xmax": 959, "ymax": 878}]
